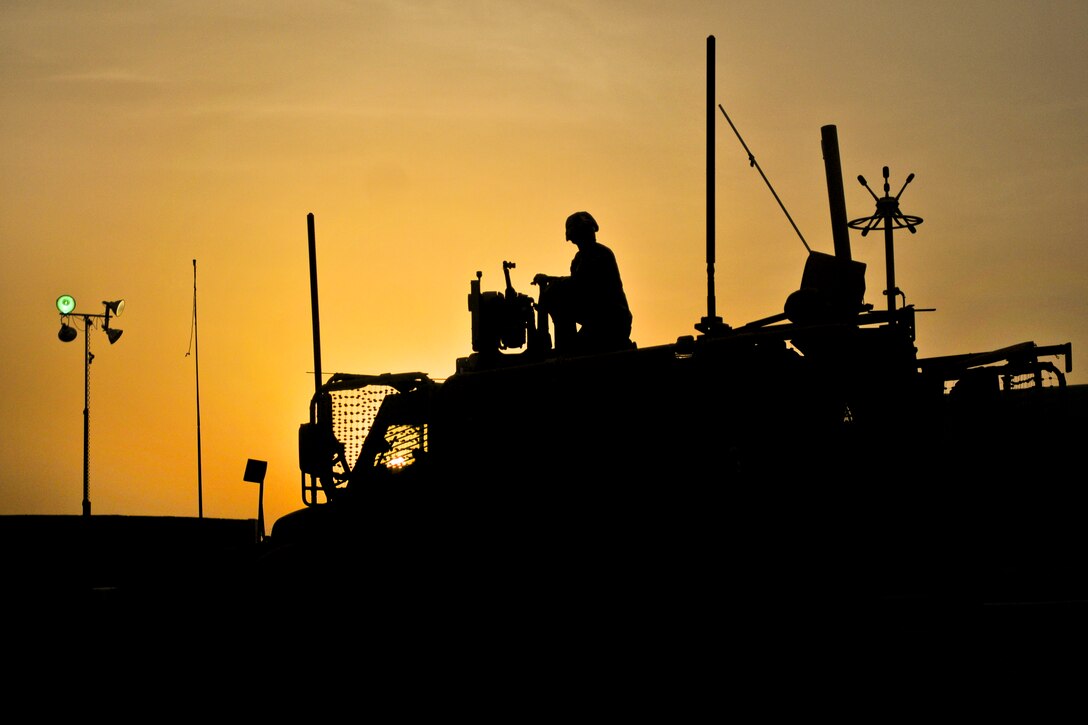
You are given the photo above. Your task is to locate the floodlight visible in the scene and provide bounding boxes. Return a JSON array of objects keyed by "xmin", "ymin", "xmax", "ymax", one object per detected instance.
[
  {"xmin": 58, "ymin": 323, "xmax": 78, "ymax": 343},
  {"xmin": 57, "ymin": 293, "xmax": 128, "ymax": 517},
  {"xmin": 57, "ymin": 295, "xmax": 76, "ymax": 315}
]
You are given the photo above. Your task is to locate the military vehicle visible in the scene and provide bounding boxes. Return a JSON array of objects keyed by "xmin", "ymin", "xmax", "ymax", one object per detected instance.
[{"xmin": 249, "ymin": 40, "xmax": 1084, "ymax": 653}]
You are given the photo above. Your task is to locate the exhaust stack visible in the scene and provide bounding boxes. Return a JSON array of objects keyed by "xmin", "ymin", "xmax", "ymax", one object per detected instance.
[{"xmin": 821, "ymin": 125, "xmax": 853, "ymax": 261}]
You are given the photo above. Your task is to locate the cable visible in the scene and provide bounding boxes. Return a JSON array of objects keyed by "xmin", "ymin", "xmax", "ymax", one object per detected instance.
[{"xmin": 718, "ymin": 104, "xmax": 811, "ymax": 254}]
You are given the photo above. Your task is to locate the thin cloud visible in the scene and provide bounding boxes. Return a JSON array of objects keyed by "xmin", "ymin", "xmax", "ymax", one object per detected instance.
[{"xmin": 45, "ymin": 69, "xmax": 166, "ymax": 85}]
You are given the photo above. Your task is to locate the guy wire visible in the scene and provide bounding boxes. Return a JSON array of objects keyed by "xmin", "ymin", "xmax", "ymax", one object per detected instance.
[{"xmin": 718, "ymin": 103, "xmax": 811, "ymax": 254}]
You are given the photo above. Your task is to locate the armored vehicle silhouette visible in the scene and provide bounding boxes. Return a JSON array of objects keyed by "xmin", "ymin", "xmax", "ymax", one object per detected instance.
[{"xmin": 261, "ymin": 40, "xmax": 1082, "ymax": 650}]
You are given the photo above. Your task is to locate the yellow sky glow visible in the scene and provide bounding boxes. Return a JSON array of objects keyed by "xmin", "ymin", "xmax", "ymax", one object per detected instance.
[{"xmin": 2, "ymin": 1, "xmax": 1086, "ymax": 529}]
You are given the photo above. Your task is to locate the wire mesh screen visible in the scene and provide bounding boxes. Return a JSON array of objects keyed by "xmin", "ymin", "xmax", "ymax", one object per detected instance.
[
  {"xmin": 375, "ymin": 424, "xmax": 428, "ymax": 469},
  {"xmin": 327, "ymin": 384, "xmax": 427, "ymax": 472},
  {"xmin": 328, "ymin": 384, "xmax": 399, "ymax": 473}
]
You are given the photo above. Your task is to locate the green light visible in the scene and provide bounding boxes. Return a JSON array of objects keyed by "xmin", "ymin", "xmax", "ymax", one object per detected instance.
[{"xmin": 56, "ymin": 295, "xmax": 76, "ymax": 315}]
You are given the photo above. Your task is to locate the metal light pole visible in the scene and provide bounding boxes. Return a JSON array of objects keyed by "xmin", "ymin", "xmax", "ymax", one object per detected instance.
[
  {"xmin": 56, "ymin": 295, "xmax": 126, "ymax": 516},
  {"xmin": 81, "ymin": 315, "xmax": 91, "ymax": 516}
]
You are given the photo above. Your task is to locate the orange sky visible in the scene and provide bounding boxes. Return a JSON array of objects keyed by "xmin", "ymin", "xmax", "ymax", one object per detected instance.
[{"xmin": 2, "ymin": 1, "xmax": 1086, "ymax": 530}]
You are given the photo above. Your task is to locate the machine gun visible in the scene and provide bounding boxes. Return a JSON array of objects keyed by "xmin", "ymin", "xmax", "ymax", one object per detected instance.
[{"xmin": 467, "ymin": 260, "xmax": 551, "ymax": 361}]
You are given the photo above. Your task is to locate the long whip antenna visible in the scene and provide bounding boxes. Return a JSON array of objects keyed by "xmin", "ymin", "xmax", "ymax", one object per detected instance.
[
  {"xmin": 718, "ymin": 103, "xmax": 811, "ymax": 254},
  {"xmin": 697, "ymin": 35, "xmax": 730, "ymax": 335},
  {"xmin": 186, "ymin": 258, "xmax": 204, "ymax": 518}
]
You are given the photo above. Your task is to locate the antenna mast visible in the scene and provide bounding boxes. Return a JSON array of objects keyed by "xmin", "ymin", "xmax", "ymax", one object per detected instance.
[
  {"xmin": 697, "ymin": 35, "xmax": 730, "ymax": 336},
  {"xmin": 193, "ymin": 259, "xmax": 203, "ymax": 518},
  {"xmin": 849, "ymin": 167, "xmax": 923, "ymax": 315},
  {"xmin": 307, "ymin": 213, "xmax": 323, "ymax": 396}
]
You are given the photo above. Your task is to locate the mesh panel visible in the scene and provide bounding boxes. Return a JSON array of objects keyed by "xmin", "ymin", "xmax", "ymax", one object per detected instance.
[
  {"xmin": 328, "ymin": 384, "xmax": 399, "ymax": 472},
  {"xmin": 377, "ymin": 424, "xmax": 428, "ymax": 468},
  {"xmin": 327, "ymin": 384, "xmax": 428, "ymax": 472}
]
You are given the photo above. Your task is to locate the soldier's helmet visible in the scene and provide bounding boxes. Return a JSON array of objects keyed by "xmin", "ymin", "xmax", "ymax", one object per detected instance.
[{"xmin": 565, "ymin": 211, "xmax": 598, "ymax": 241}]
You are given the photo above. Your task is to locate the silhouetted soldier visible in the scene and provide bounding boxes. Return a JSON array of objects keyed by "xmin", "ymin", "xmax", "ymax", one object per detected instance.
[{"xmin": 533, "ymin": 211, "xmax": 632, "ymax": 354}]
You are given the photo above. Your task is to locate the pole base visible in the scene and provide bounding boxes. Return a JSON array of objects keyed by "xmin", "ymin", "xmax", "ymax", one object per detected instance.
[{"xmin": 695, "ymin": 316, "xmax": 732, "ymax": 336}]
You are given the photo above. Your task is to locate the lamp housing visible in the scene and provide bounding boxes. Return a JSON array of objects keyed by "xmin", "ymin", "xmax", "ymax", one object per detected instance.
[
  {"xmin": 56, "ymin": 295, "xmax": 76, "ymax": 315},
  {"xmin": 58, "ymin": 323, "xmax": 78, "ymax": 343}
]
